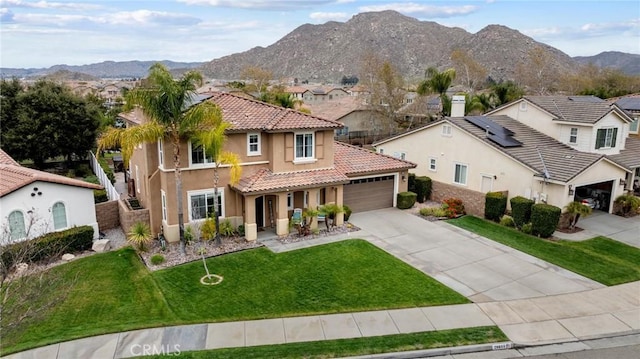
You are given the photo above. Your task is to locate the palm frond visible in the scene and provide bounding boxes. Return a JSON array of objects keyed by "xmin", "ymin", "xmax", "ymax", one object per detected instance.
[
  {"xmin": 97, "ymin": 122, "xmax": 164, "ymax": 167},
  {"xmin": 219, "ymin": 151, "xmax": 242, "ymax": 185}
]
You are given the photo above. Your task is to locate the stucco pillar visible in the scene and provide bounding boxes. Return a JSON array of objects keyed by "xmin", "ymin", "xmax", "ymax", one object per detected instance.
[
  {"xmin": 244, "ymin": 195, "xmax": 257, "ymax": 241},
  {"xmin": 335, "ymin": 185, "xmax": 344, "ymax": 225},
  {"xmin": 308, "ymin": 188, "xmax": 319, "ymax": 230},
  {"xmin": 276, "ymin": 192, "xmax": 290, "ymax": 236}
]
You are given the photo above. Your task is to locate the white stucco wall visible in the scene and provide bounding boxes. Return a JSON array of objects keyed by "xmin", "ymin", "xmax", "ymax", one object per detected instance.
[
  {"xmin": 1, "ymin": 181, "xmax": 99, "ymax": 242},
  {"xmin": 375, "ymin": 122, "xmax": 539, "ymax": 204},
  {"xmin": 491, "ymin": 101, "xmax": 559, "ymax": 139},
  {"xmin": 589, "ymin": 113, "xmax": 629, "ymax": 155}
]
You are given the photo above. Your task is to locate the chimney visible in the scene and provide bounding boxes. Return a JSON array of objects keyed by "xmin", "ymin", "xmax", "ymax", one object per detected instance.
[{"xmin": 451, "ymin": 95, "xmax": 465, "ymax": 117}]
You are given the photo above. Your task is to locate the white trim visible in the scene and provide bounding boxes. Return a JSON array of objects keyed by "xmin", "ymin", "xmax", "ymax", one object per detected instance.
[
  {"xmin": 51, "ymin": 201, "xmax": 68, "ymax": 231},
  {"xmin": 480, "ymin": 174, "xmax": 494, "ymax": 193},
  {"xmin": 157, "ymin": 139, "xmax": 164, "ymax": 168},
  {"xmin": 188, "ymin": 140, "xmax": 216, "ymax": 169},
  {"xmin": 441, "ymin": 124, "xmax": 452, "ymax": 136},
  {"xmin": 428, "ymin": 157, "xmax": 437, "ymax": 172},
  {"xmin": 569, "ymin": 127, "xmax": 578, "ymax": 144},
  {"xmin": 294, "ymin": 132, "xmax": 315, "ymax": 162},
  {"xmin": 8, "ymin": 209, "xmax": 26, "ymax": 241},
  {"xmin": 247, "ymin": 132, "xmax": 261, "ymax": 156},
  {"xmin": 164, "ymin": 160, "xmax": 270, "ymax": 172},
  {"xmin": 187, "ymin": 187, "xmax": 225, "ymax": 221},
  {"xmin": 161, "ymin": 190, "xmax": 167, "ymax": 222},
  {"xmin": 135, "ymin": 165, "xmax": 140, "ymax": 193}
]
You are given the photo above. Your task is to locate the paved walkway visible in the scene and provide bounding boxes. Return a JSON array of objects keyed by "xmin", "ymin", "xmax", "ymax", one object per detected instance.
[
  {"xmin": 5, "ymin": 208, "xmax": 639, "ymax": 358},
  {"xmin": 553, "ymin": 210, "xmax": 640, "ymax": 248}
]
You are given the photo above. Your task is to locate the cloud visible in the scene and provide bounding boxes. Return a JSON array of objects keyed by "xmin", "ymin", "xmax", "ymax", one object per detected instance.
[
  {"xmin": 358, "ymin": 2, "xmax": 478, "ymax": 18},
  {"xmin": 0, "ymin": 8, "xmax": 15, "ymax": 22},
  {"xmin": 524, "ymin": 18, "xmax": 639, "ymax": 40},
  {"xmin": 0, "ymin": 0, "xmax": 102, "ymax": 11},
  {"xmin": 8, "ymin": 10, "xmax": 201, "ymax": 27},
  {"xmin": 177, "ymin": 0, "xmax": 335, "ymax": 11},
  {"xmin": 309, "ymin": 11, "xmax": 349, "ymax": 21}
]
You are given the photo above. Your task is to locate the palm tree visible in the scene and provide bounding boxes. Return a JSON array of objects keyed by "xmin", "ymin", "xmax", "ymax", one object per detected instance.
[
  {"xmin": 564, "ymin": 201, "xmax": 592, "ymax": 230},
  {"xmin": 417, "ymin": 67, "xmax": 456, "ymax": 97},
  {"xmin": 196, "ymin": 120, "xmax": 242, "ymax": 245},
  {"xmin": 98, "ymin": 63, "xmax": 221, "ymax": 253}
]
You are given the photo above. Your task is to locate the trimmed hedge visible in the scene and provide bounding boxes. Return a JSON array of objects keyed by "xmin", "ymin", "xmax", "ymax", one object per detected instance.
[
  {"xmin": 407, "ymin": 173, "xmax": 416, "ymax": 193},
  {"xmin": 484, "ymin": 192, "xmax": 507, "ymax": 221},
  {"xmin": 1, "ymin": 226, "xmax": 94, "ymax": 272},
  {"xmin": 531, "ymin": 203, "xmax": 561, "ymax": 238},
  {"xmin": 94, "ymin": 189, "xmax": 108, "ymax": 203},
  {"xmin": 510, "ymin": 196, "xmax": 534, "ymax": 228},
  {"xmin": 397, "ymin": 191, "xmax": 417, "ymax": 209},
  {"xmin": 414, "ymin": 176, "xmax": 432, "ymax": 203}
]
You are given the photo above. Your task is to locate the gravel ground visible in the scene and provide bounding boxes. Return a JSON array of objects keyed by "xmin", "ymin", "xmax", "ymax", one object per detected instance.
[{"xmin": 278, "ymin": 222, "xmax": 360, "ymax": 244}]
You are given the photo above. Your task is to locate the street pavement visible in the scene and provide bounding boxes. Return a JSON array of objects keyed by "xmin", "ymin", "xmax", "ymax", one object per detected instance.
[{"xmin": 5, "ymin": 208, "xmax": 639, "ymax": 358}]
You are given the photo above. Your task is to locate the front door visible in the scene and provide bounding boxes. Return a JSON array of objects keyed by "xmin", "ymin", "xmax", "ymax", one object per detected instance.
[
  {"xmin": 255, "ymin": 196, "xmax": 264, "ymax": 229},
  {"xmin": 481, "ymin": 175, "xmax": 493, "ymax": 193}
]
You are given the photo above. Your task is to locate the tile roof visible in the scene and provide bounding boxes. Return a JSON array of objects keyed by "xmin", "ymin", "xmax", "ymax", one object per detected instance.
[
  {"xmin": 0, "ymin": 149, "xmax": 102, "ymax": 197},
  {"xmin": 610, "ymin": 136, "xmax": 640, "ymax": 169},
  {"xmin": 521, "ymin": 96, "xmax": 627, "ymax": 124},
  {"xmin": 305, "ymin": 96, "xmax": 369, "ymax": 122},
  {"xmin": 205, "ymin": 92, "xmax": 343, "ymax": 132},
  {"xmin": 232, "ymin": 167, "xmax": 349, "ymax": 194},
  {"xmin": 334, "ymin": 142, "xmax": 416, "ymax": 176},
  {"xmin": 450, "ymin": 116, "xmax": 618, "ymax": 182}
]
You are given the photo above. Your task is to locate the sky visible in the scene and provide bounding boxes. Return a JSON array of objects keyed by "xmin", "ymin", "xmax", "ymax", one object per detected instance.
[{"xmin": 1, "ymin": 0, "xmax": 639, "ymax": 69}]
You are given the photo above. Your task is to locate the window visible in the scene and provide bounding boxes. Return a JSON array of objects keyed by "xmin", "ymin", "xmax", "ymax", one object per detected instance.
[
  {"xmin": 189, "ymin": 189, "xmax": 224, "ymax": 221},
  {"xmin": 630, "ymin": 118, "xmax": 639, "ymax": 134},
  {"xmin": 429, "ymin": 157, "xmax": 437, "ymax": 171},
  {"xmin": 295, "ymin": 132, "xmax": 314, "ymax": 161},
  {"xmin": 135, "ymin": 165, "xmax": 140, "ymax": 193},
  {"xmin": 378, "ymin": 148, "xmax": 384, "ymax": 154},
  {"xmin": 161, "ymin": 191, "xmax": 167, "ymax": 221},
  {"xmin": 519, "ymin": 102, "xmax": 528, "ymax": 111},
  {"xmin": 287, "ymin": 192, "xmax": 293, "ymax": 211},
  {"xmin": 569, "ymin": 127, "xmax": 578, "ymax": 144},
  {"xmin": 247, "ymin": 133, "xmax": 261, "ymax": 156},
  {"xmin": 393, "ymin": 152, "xmax": 406, "ymax": 160},
  {"xmin": 52, "ymin": 202, "xmax": 67, "ymax": 230},
  {"xmin": 8, "ymin": 210, "xmax": 25, "ymax": 241},
  {"xmin": 595, "ymin": 128, "xmax": 618, "ymax": 149},
  {"xmin": 442, "ymin": 124, "xmax": 452, "ymax": 136},
  {"xmin": 157, "ymin": 140, "xmax": 164, "ymax": 167},
  {"xmin": 190, "ymin": 140, "xmax": 214, "ymax": 166},
  {"xmin": 454, "ymin": 163, "xmax": 468, "ymax": 185}
]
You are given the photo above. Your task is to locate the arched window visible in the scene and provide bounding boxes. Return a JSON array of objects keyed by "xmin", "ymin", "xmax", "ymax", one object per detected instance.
[
  {"xmin": 8, "ymin": 210, "xmax": 26, "ymax": 241},
  {"xmin": 52, "ymin": 202, "xmax": 67, "ymax": 230}
]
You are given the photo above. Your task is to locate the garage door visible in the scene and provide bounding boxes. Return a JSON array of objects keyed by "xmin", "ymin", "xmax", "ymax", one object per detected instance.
[{"xmin": 343, "ymin": 175, "xmax": 395, "ymax": 212}]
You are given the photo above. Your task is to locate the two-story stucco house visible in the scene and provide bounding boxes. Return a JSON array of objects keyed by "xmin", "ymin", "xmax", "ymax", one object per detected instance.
[
  {"xmin": 0, "ymin": 149, "xmax": 102, "ymax": 242},
  {"xmin": 373, "ymin": 97, "xmax": 632, "ymax": 215},
  {"xmin": 124, "ymin": 92, "xmax": 415, "ymax": 242}
]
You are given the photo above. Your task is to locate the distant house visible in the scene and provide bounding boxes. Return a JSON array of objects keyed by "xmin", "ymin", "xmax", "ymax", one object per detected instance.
[{"xmin": 0, "ymin": 149, "xmax": 102, "ymax": 242}]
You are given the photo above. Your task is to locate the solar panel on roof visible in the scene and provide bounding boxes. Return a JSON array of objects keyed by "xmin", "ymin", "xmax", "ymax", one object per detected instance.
[{"xmin": 464, "ymin": 116, "xmax": 522, "ymax": 148}]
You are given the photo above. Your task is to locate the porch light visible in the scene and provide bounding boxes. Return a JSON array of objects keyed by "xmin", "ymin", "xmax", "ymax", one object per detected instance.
[
  {"xmin": 620, "ymin": 179, "xmax": 626, "ymax": 186},
  {"xmin": 568, "ymin": 185, "xmax": 574, "ymax": 196}
]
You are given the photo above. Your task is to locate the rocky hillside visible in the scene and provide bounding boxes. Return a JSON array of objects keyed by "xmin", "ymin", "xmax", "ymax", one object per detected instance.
[
  {"xmin": 201, "ymin": 10, "xmax": 578, "ymax": 83},
  {"xmin": 574, "ymin": 51, "xmax": 640, "ymax": 75}
]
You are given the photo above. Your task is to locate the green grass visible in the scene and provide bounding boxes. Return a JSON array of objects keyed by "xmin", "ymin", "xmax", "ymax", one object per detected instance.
[
  {"xmin": 153, "ymin": 240, "xmax": 468, "ymax": 322},
  {"xmin": 2, "ymin": 240, "xmax": 468, "ymax": 355},
  {"xmin": 141, "ymin": 327, "xmax": 507, "ymax": 359},
  {"xmin": 448, "ymin": 216, "xmax": 640, "ymax": 286}
]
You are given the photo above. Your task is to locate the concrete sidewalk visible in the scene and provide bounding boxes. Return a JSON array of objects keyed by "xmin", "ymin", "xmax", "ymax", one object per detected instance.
[{"xmin": 5, "ymin": 282, "xmax": 638, "ymax": 358}]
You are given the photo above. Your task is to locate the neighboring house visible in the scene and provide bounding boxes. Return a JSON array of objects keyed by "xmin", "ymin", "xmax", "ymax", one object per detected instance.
[
  {"xmin": 285, "ymin": 86, "xmax": 311, "ymax": 100},
  {"xmin": 305, "ymin": 96, "xmax": 377, "ymax": 138},
  {"xmin": 0, "ymin": 149, "xmax": 102, "ymax": 242},
  {"xmin": 608, "ymin": 94, "xmax": 640, "ymax": 192},
  {"xmin": 302, "ymin": 87, "xmax": 349, "ymax": 103},
  {"xmin": 124, "ymin": 93, "xmax": 415, "ymax": 242},
  {"xmin": 608, "ymin": 93, "xmax": 640, "ymax": 135},
  {"xmin": 487, "ymin": 96, "xmax": 634, "ymax": 156},
  {"xmin": 373, "ymin": 115, "xmax": 630, "ymax": 215}
]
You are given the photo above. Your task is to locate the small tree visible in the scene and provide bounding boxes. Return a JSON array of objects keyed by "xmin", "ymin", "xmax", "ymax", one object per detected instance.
[
  {"xmin": 127, "ymin": 221, "xmax": 153, "ymax": 251},
  {"xmin": 564, "ymin": 201, "xmax": 592, "ymax": 230},
  {"xmin": 319, "ymin": 203, "xmax": 343, "ymax": 231}
]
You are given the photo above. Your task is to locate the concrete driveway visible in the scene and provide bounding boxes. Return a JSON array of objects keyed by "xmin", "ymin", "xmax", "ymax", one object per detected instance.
[
  {"xmin": 349, "ymin": 208, "xmax": 604, "ymax": 302},
  {"xmin": 575, "ymin": 211, "xmax": 640, "ymax": 248}
]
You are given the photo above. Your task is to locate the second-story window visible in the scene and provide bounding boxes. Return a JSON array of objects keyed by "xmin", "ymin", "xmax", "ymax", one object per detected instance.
[
  {"xmin": 158, "ymin": 140, "xmax": 164, "ymax": 167},
  {"xmin": 247, "ymin": 133, "xmax": 261, "ymax": 156},
  {"xmin": 190, "ymin": 140, "xmax": 214, "ymax": 166},
  {"xmin": 595, "ymin": 127, "xmax": 617, "ymax": 149},
  {"xmin": 569, "ymin": 128, "xmax": 578, "ymax": 144},
  {"xmin": 295, "ymin": 132, "xmax": 314, "ymax": 161}
]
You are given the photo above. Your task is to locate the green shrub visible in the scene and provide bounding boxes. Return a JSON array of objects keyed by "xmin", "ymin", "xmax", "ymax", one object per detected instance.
[
  {"xmin": 510, "ymin": 196, "xmax": 534, "ymax": 228},
  {"xmin": 614, "ymin": 194, "xmax": 640, "ymax": 217},
  {"xmin": 407, "ymin": 173, "xmax": 416, "ymax": 193},
  {"xmin": 419, "ymin": 207, "xmax": 447, "ymax": 217},
  {"xmin": 531, "ymin": 203, "xmax": 561, "ymax": 238},
  {"xmin": 1, "ymin": 226, "xmax": 94, "ymax": 271},
  {"xmin": 414, "ymin": 176, "xmax": 432, "ymax": 203},
  {"xmin": 237, "ymin": 224, "xmax": 245, "ymax": 236},
  {"xmin": 499, "ymin": 215, "xmax": 515, "ymax": 227},
  {"xmin": 97, "ymin": 157, "xmax": 116, "ymax": 184},
  {"xmin": 521, "ymin": 222, "xmax": 533, "ymax": 234},
  {"xmin": 74, "ymin": 163, "xmax": 92, "ymax": 178},
  {"xmin": 93, "ymin": 189, "xmax": 108, "ymax": 203},
  {"xmin": 397, "ymin": 191, "xmax": 417, "ymax": 209},
  {"xmin": 201, "ymin": 217, "xmax": 216, "ymax": 241},
  {"xmin": 220, "ymin": 219, "xmax": 236, "ymax": 237},
  {"xmin": 484, "ymin": 192, "xmax": 507, "ymax": 221},
  {"xmin": 184, "ymin": 226, "xmax": 194, "ymax": 243},
  {"xmin": 127, "ymin": 221, "xmax": 153, "ymax": 251},
  {"xmin": 150, "ymin": 254, "xmax": 165, "ymax": 265},
  {"xmin": 442, "ymin": 198, "xmax": 465, "ymax": 218},
  {"xmin": 84, "ymin": 175, "xmax": 100, "ymax": 184},
  {"xmin": 342, "ymin": 205, "xmax": 352, "ymax": 221}
]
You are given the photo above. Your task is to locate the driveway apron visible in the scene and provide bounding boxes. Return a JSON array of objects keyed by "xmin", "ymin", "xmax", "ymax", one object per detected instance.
[{"xmin": 349, "ymin": 208, "xmax": 604, "ymax": 302}]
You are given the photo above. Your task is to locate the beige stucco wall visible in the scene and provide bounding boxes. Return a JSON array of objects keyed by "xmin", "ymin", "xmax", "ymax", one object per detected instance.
[{"xmin": 491, "ymin": 101, "xmax": 559, "ymax": 139}]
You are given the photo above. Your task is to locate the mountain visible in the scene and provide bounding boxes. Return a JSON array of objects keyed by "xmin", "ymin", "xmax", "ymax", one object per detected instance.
[
  {"xmin": 573, "ymin": 51, "xmax": 640, "ymax": 75},
  {"xmin": 200, "ymin": 10, "xmax": 578, "ymax": 83},
  {"xmin": 0, "ymin": 60, "xmax": 204, "ymax": 79}
]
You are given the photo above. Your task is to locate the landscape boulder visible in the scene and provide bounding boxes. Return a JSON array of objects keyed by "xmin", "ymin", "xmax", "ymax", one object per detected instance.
[{"xmin": 92, "ymin": 239, "xmax": 112, "ymax": 253}]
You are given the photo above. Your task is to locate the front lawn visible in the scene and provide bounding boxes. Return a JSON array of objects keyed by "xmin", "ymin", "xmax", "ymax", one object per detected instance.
[
  {"xmin": 2, "ymin": 239, "xmax": 468, "ymax": 355},
  {"xmin": 448, "ymin": 216, "xmax": 640, "ymax": 286}
]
